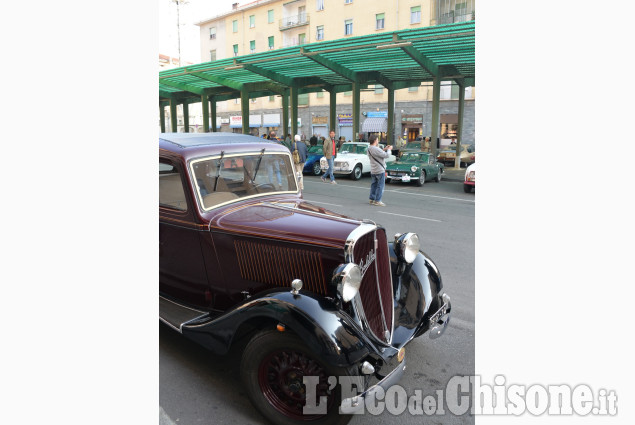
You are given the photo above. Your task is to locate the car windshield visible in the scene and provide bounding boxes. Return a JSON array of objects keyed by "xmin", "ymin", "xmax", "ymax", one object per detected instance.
[
  {"xmin": 402, "ymin": 153, "xmax": 426, "ymax": 162},
  {"xmin": 340, "ymin": 143, "xmax": 367, "ymax": 154},
  {"xmin": 307, "ymin": 146, "xmax": 322, "ymax": 154},
  {"xmin": 407, "ymin": 143, "xmax": 422, "ymax": 149},
  {"xmin": 190, "ymin": 152, "xmax": 298, "ymax": 210}
]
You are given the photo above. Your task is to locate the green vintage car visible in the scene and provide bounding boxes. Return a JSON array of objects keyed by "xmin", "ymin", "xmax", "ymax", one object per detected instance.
[{"xmin": 386, "ymin": 152, "xmax": 444, "ymax": 187}]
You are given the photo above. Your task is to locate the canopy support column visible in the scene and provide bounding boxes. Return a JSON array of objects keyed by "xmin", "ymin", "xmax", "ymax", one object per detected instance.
[
  {"xmin": 455, "ymin": 81, "xmax": 465, "ymax": 169},
  {"xmin": 282, "ymin": 88, "xmax": 289, "ymax": 138},
  {"xmin": 160, "ymin": 105, "xmax": 166, "ymax": 133},
  {"xmin": 183, "ymin": 102, "xmax": 189, "ymax": 132},
  {"xmin": 430, "ymin": 76, "xmax": 441, "ymax": 157},
  {"xmin": 169, "ymin": 98, "xmax": 178, "ymax": 133},
  {"xmin": 387, "ymin": 87, "xmax": 395, "ymax": 147},
  {"xmin": 210, "ymin": 96, "xmax": 217, "ymax": 132},
  {"xmin": 290, "ymin": 86, "xmax": 299, "ymax": 138},
  {"xmin": 201, "ymin": 95, "xmax": 209, "ymax": 133},
  {"xmin": 353, "ymin": 82, "xmax": 360, "ymax": 142},
  {"xmin": 329, "ymin": 89, "xmax": 336, "ymax": 135},
  {"xmin": 241, "ymin": 89, "xmax": 249, "ymax": 135}
]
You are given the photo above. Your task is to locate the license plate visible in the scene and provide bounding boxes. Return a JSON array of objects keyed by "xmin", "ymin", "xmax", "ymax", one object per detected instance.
[{"xmin": 402, "ymin": 175, "xmax": 411, "ymax": 182}]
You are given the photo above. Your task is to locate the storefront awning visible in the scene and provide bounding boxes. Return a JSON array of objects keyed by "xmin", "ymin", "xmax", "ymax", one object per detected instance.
[{"xmin": 362, "ymin": 117, "xmax": 387, "ymax": 133}]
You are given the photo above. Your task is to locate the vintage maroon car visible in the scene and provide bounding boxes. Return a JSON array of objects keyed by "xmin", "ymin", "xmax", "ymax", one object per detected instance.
[{"xmin": 159, "ymin": 133, "xmax": 451, "ymax": 425}]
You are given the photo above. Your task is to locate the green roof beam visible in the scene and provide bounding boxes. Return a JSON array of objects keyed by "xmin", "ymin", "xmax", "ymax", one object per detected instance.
[
  {"xmin": 188, "ymin": 71, "xmax": 244, "ymax": 91},
  {"xmin": 393, "ymin": 35, "xmax": 439, "ymax": 77},
  {"xmin": 301, "ymin": 48, "xmax": 358, "ymax": 82},
  {"xmin": 159, "ymin": 79, "xmax": 205, "ymax": 96}
]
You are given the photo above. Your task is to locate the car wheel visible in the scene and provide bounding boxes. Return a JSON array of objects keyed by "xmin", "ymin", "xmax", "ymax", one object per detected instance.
[
  {"xmin": 350, "ymin": 164, "xmax": 362, "ymax": 180},
  {"xmin": 241, "ymin": 330, "xmax": 354, "ymax": 425},
  {"xmin": 435, "ymin": 170, "xmax": 442, "ymax": 183},
  {"xmin": 416, "ymin": 171, "xmax": 426, "ymax": 187},
  {"xmin": 463, "ymin": 184, "xmax": 472, "ymax": 193},
  {"xmin": 312, "ymin": 162, "xmax": 322, "ymax": 176}
]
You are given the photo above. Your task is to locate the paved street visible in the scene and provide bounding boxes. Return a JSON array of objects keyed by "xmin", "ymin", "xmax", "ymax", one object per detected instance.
[{"xmin": 160, "ymin": 172, "xmax": 475, "ymax": 425}]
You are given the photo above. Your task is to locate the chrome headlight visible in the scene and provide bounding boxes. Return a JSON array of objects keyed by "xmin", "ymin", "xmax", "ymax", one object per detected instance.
[
  {"xmin": 411, "ymin": 166, "xmax": 418, "ymax": 172},
  {"xmin": 395, "ymin": 232, "xmax": 420, "ymax": 264},
  {"xmin": 333, "ymin": 263, "xmax": 362, "ymax": 302}
]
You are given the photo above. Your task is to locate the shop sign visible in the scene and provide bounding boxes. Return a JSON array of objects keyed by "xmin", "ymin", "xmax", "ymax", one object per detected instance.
[
  {"xmin": 338, "ymin": 113, "xmax": 352, "ymax": 125},
  {"xmin": 263, "ymin": 113, "xmax": 280, "ymax": 126},
  {"xmin": 312, "ymin": 116, "xmax": 328, "ymax": 124},
  {"xmin": 401, "ymin": 114, "xmax": 423, "ymax": 123},
  {"xmin": 367, "ymin": 111, "xmax": 388, "ymax": 118},
  {"xmin": 229, "ymin": 116, "xmax": 242, "ymax": 128}
]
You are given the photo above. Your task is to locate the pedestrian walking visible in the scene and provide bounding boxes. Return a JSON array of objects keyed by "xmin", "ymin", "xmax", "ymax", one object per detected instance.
[
  {"xmin": 321, "ymin": 130, "xmax": 338, "ymax": 184},
  {"xmin": 367, "ymin": 134, "xmax": 392, "ymax": 206},
  {"xmin": 292, "ymin": 134, "xmax": 308, "ymax": 190}
]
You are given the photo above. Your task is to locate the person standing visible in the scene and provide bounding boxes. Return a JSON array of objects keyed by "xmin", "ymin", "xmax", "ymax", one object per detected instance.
[
  {"xmin": 309, "ymin": 134, "xmax": 318, "ymax": 147},
  {"xmin": 367, "ymin": 134, "xmax": 392, "ymax": 206},
  {"xmin": 292, "ymin": 134, "xmax": 308, "ymax": 190},
  {"xmin": 321, "ymin": 130, "xmax": 337, "ymax": 185}
]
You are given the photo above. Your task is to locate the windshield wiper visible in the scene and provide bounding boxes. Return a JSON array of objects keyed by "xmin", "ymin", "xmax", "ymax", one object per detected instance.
[
  {"xmin": 251, "ymin": 148, "xmax": 266, "ymax": 183},
  {"xmin": 213, "ymin": 151, "xmax": 225, "ymax": 191}
]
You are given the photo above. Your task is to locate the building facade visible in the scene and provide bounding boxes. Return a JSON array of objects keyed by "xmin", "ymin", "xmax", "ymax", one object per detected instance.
[{"xmin": 192, "ymin": 0, "xmax": 475, "ymax": 145}]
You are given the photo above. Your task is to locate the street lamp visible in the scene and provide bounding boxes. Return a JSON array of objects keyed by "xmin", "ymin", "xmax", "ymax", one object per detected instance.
[{"xmin": 171, "ymin": 0, "xmax": 189, "ymax": 67}]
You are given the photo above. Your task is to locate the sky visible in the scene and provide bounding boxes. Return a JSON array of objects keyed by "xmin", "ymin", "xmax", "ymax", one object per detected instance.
[{"xmin": 159, "ymin": 0, "xmax": 245, "ymax": 64}]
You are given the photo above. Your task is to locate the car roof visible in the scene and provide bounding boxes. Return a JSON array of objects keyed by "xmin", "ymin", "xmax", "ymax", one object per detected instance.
[{"xmin": 159, "ymin": 133, "xmax": 289, "ymax": 163}]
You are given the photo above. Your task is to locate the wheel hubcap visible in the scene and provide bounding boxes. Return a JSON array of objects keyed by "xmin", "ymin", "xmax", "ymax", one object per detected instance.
[{"xmin": 258, "ymin": 349, "xmax": 334, "ymax": 420}]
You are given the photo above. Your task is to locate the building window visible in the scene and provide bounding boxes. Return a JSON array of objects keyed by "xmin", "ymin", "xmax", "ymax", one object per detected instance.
[
  {"xmin": 345, "ymin": 19, "xmax": 353, "ymax": 35},
  {"xmin": 233, "ymin": 20, "xmax": 238, "ymax": 32},
  {"xmin": 250, "ymin": 40, "xmax": 256, "ymax": 53},
  {"xmin": 269, "ymin": 95, "xmax": 275, "ymax": 101},
  {"xmin": 345, "ymin": 0, "xmax": 353, "ymax": 4},
  {"xmin": 376, "ymin": 13, "xmax": 385, "ymax": 30},
  {"xmin": 250, "ymin": 98, "xmax": 256, "ymax": 103},
  {"xmin": 209, "ymin": 27, "xmax": 216, "ymax": 39},
  {"xmin": 316, "ymin": 25, "xmax": 324, "ymax": 40},
  {"xmin": 316, "ymin": 0, "xmax": 324, "ymax": 11},
  {"xmin": 408, "ymin": 85, "xmax": 418, "ymax": 92},
  {"xmin": 299, "ymin": 33, "xmax": 306, "ymax": 45},
  {"xmin": 268, "ymin": 36, "xmax": 274, "ymax": 50},
  {"xmin": 268, "ymin": 9, "xmax": 274, "ymax": 23},
  {"xmin": 233, "ymin": 44, "xmax": 238, "ymax": 57},
  {"xmin": 249, "ymin": 15, "xmax": 255, "ymax": 28},
  {"xmin": 344, "ymin": 91, "xmax": 352, "ymax": 96},
  {"xmin": 374, "ymin": 84, "xmax": 383, "ymax": 94},
  {"xmin": 411, "ymin": 6, "xmax": 421, "ymax": 24},
  {"xmin": 316, "ymin": 91, "xmax": 324, "ymax": 98},
  {"xmin": 234, "ymin": 98, "xmax": 240, "ymax": 104},
  {"xmin": 210, "ymin": 50, "xmax": 217, "ymax": 61},
  {"xmin": 299, "ymin": 93, "xmax": 309, "ymax": 106}
]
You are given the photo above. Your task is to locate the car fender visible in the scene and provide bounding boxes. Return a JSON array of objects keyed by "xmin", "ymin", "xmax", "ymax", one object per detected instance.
[
  {"xmin": 181, "ymin": 290, "xmax": 374, "ymax": 367},
  {"xmin": 388, "ymin": 242, "xmax": 444, "ymax": 347}
]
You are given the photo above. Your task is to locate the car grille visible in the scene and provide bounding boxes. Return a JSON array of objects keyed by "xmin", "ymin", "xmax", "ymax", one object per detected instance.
[
  {"xmin": 350, "ymin": 227, "xmax": 393, "ymax": 344},
  {"xmin": 234, "ymin": 240, "xmax": 328, "ymax": 295},
  {"xmin": 334, "ymin": 161, "xmax": 347, "ymax": 168}
]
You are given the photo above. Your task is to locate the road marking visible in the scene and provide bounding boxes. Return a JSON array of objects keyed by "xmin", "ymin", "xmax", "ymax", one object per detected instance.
[
  {"xmin": 305, "ymin": 180, "xmax": 474, "ymax": 203},
  {"xmin": 377, "ymin": 211, "xmax": 442, "ymax": 222},
  {"xmin": 304, "ymin": 199, "xmax": 343, "ymax": 207}
]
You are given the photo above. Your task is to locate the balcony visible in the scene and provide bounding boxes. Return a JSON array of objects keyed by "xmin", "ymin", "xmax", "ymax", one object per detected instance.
[{"xmin": 279, "ymin": 13, "xmax": 309, "ymax": 31}]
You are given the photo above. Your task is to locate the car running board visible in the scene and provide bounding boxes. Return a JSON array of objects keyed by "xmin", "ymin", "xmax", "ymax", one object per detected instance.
[{"xmin": 159, "ymin": 296, "xmax": 209, "ymax": 333}]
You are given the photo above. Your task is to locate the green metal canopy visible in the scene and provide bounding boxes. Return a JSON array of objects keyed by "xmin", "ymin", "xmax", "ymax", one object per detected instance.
[{"xmin": 159, "ymin": 21, "xmax": 475, "ymax": 104}]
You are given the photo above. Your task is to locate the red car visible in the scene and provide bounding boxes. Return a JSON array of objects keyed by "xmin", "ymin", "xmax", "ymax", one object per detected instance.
[{"xmin": 159, "ymin": 132, "xmax": 451, "ymax": 425}]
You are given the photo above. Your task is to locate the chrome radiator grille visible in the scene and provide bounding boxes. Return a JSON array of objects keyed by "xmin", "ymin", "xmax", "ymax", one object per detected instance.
[
  {"xmin": 351, "ymin": 227, "xmax": 394, "ymax": 344},
  {"xmin": 235, "ymin": 240, "xmax": 328, "ymax": 295}
]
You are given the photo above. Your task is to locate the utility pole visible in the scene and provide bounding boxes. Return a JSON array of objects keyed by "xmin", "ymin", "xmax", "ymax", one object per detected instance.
[{"xmin": 171, "ymin": 0, "xmax": 189, "ymax": 67}]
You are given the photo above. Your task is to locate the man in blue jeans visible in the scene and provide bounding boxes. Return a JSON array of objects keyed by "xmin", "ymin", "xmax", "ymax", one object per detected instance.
[
  {"xmin": 321, "ymin": 129, "xmax": 337, "ymax": 184},
  {"xmin": 367, "ymin": 134, "xmax": 392, "ymax": 206}
]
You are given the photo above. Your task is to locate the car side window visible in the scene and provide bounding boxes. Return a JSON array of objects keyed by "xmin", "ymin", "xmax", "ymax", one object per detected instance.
[{"xmin": 159, "ymin": 161, "xmax": 188, "ymax": 211}]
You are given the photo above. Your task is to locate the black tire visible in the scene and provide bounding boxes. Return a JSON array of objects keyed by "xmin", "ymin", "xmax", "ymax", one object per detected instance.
[
  {"xmin": 241, "ymin": 330, "xmax": 354, "ymax": 425},
  {"xmin": 435, "ymin": 170, "xmax": 442, "ymax": 183},
  {"xmin": 415, "ymin": 171, "xmax": 426, "ymax": 187},
  {"xmin": 463, "ymin": 184, "xmax": 472, "ymax": 193},
  {"xmin": 312, "ymin": 162, "xmax": 322, "ymax": 176},
  {"xmin": 350, "ymin": 164, "xmax": 362, "ymax": 180}
]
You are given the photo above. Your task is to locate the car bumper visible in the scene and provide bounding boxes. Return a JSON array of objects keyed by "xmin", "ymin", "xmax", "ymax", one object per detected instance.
[
  {"xmin": 339, "ymin": 293, "xmax": 451, "ymax": 413},
  {"xmin": 387, "ymin": 174, "xmax": 416, "ymax": 182},
  {"xmin": 464, "ymin": 181, "xmax": 475, "ymax": 187}
]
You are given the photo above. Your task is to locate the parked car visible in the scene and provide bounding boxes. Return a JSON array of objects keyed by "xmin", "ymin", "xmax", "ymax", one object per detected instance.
[
  {"xmin": 437, "ymin": 143, "xmax": 475, "ymax": 167},
  {"xmin": 302, "ymin": 145, "xmax": 324, "ymax": 175},
  {"xmin": 159, "ymin": 133, "xmax": 451, "ymax": 425},
  {"xmin": 464, "ymin": 162, "xmax": 475, "ymax": 193},
  {"xmin": 319, "ymin": 142, "xmax": 396, "ymax": 180},
  {"xmin": 386, "ymin": 152, "xmax": 444, "ymax": 187}
]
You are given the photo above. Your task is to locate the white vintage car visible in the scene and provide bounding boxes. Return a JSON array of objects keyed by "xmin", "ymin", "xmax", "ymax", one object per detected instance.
[{"xmin": 320, "ymin": 142, "xmax": 396, "ymax": 180}]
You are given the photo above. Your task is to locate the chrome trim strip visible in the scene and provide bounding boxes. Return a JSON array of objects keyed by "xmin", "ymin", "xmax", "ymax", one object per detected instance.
[{"xmin": 373, "ymin": 229, "xmax": 390, "ymax": 343}]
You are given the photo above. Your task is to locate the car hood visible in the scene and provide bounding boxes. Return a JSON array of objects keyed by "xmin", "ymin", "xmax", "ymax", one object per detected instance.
[
  {"xmin": 211, "ymin": 199, "xmax": 361, "ymax": 249},
  {"xmin": 387, "ymin": 161, "xmax": 418, "ymax": 171},
  {"xmin": 333, "ymin": 153, "xmax": 365, "ymax": 162}
]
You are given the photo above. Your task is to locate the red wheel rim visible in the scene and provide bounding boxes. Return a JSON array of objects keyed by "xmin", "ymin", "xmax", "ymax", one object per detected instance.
[{"xmin": 257, "ymin": 348, "xmax": 335, "ymax": 420}]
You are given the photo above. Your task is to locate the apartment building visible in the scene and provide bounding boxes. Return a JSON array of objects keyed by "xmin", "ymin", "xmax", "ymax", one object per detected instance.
[{"xmin": 195, "ymin": 0, "xmax": 475, "ymax": 144}]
